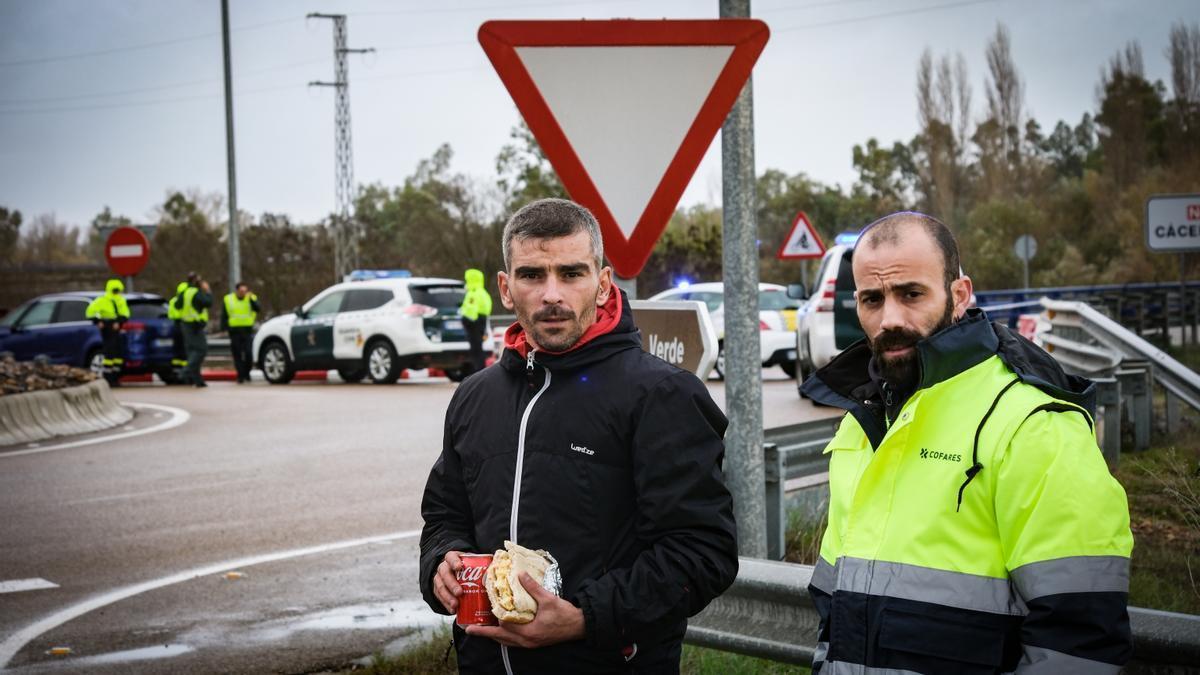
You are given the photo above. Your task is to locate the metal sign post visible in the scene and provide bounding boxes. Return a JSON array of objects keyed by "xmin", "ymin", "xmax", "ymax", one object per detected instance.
[{"xmin": 1013, "ymin": 234, "xmax": 1037, "ymax": 290}]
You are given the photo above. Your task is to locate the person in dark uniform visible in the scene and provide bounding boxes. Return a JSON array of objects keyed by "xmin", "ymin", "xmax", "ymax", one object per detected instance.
[
  {"xmin": 222, "ymin": 282, "xmax": 260, "ymax": 384},
  {"xmin": 180, "ymin": 274, "xmax": 213, "ymax": 388}
]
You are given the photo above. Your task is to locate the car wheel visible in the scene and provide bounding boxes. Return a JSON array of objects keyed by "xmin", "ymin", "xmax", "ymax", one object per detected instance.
[
  {"xmin": 366, "ymin": 339, "xmax": 401, "ymax": 384},
  {"xmin": 86, "ymin": 349, "xmax": 104, "ymax": 377},
  {"xmin": 261, "ymin": 341, "xmax": 295, "ymax": 384},
  {"xmin": 780, "ymin": 359, "xmax": 797, "ymax": 379},
  {"xmin": 713, "ymin": 342, "xmax": 725, "ymax": 381},
  {"xmin": 337, "ymin": 366, "xmax": 366, "ymax": 383}
]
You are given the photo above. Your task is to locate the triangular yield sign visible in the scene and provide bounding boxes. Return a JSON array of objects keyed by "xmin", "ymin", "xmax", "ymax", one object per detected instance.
[
  {"xmin": 479, "ymin": 19, "xmax": 769, "ymax": 278},
  {"xmin": 777, "ymin": 211, "xmax": 826, "ymax": 260}
]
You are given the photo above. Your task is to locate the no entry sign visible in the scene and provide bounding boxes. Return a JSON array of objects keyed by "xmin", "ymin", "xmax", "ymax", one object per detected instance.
[{"xmin": 104, "ymin": 226, "xmax": 150, "ymax": 277}]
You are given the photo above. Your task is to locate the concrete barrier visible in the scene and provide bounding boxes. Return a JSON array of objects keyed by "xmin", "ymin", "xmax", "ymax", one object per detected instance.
[{"xmin": 0, "ymin": 380, "xmax": 132, "ymax": 447}]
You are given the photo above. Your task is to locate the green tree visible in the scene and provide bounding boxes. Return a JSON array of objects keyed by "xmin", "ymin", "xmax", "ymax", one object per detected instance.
[
  {"xmin": 495, "ymin": 122, "xmax": 566, "ymax": 212},
  {"xmin": 0, "ymin": 207, "xmax": 21, "ymax": 265}
]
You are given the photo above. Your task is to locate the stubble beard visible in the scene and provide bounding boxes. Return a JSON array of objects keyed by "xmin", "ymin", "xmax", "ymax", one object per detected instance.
[
  {"xmin": 870, "ymin": 293, "xmax": 956, "ymax": 391},
  {"xmin": 518, "ymin": 291, "xmax": 599, "ymax": 353}
]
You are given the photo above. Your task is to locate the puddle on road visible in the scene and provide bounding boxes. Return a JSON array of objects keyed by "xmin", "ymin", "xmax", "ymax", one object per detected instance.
[
  {"xmin": 53, "ymin": 643, "xmax": 194, "ymax": 667},
  {"xmin": 252, "ymin": 599, "xmax": 449, "ymax": 642}
]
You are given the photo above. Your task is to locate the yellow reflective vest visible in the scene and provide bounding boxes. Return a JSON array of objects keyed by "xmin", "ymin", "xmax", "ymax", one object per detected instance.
[
  {"xmin": 802, "ymin": 310, "xmax": 1133, "ymax": 674},
  {"xmin": 181, "ymin": 286, "xmax": 209, "ymax": 324},
  {"xmin": 459, "ymin": 268, "xmax": 492, "ymax": 321},
  {"xmin": 223, "ymin": 292, "xmax": 257, "ymax": 328},
  {"xmin": 168, "ymin": 282, "xmax": 188, "ymax": 321}
]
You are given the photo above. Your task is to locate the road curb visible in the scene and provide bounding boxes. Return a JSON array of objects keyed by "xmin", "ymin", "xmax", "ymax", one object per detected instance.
[{"xmin": 0, "ymin": 380, "xmax": 133, "ymax": 447}]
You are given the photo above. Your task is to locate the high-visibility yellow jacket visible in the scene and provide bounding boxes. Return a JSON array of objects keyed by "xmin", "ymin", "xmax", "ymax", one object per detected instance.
[
  {"xmin": 181, "ymin": 286, "xmax": 209, "ymax": 324},
  {"xmin": 459, "ymin": 268, "xmax": 492, "ymax": 321},
  {"xmin": 223, "ymin": 292, "xmax": 258, "ymax": 328},
  {"xmin": 801, "ymin": 309, "xmax": 1133, "ymax": 675},
  {"xmin": 86, "ymin": 279, "xmax": 130, "ymax": 322},
  {"xmin": 168, "ymin": 282, "xmax": 188, "ymax": 320}
]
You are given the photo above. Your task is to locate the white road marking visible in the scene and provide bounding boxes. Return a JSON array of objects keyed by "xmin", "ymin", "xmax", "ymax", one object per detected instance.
[
  {"xmin": 0, "ymin": 403, "xmax": 189, "ymax": 459},
  {"xmin": 0, "ymin": 578, "xmax": 59, "ymax": 594},
  {"xmin": 0, "ymin": 529, "xmax": 421, "ymax": 668}
]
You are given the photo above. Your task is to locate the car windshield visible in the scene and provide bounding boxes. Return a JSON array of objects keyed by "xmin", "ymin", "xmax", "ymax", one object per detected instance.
[
  {"xmin": 0, "ymin": 301, "xmax": 32, "ymax": 327},
  {"xmin": 409, "ymin": 284, "xmax": 465, "ymax": 312},
  {"xmin": 759, "ymin": 289, "xmax": 801, "ymax": 311}
]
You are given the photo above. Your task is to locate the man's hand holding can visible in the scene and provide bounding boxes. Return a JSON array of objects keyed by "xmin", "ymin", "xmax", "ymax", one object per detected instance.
[{"xmin": 433, "ymin": 551, "xmax": 463, "ymax": 614}]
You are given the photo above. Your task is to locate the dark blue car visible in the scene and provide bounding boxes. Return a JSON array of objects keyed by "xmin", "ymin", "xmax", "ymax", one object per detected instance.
[{"xmin": 0, "ymin": 291, "xmax": 183, "ymax": 382}]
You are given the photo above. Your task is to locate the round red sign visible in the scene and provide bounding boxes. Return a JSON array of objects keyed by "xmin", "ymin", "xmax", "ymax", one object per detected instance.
[{"xmin": 104, "ymin": 226, "xmax": 151, "ymax": 277}]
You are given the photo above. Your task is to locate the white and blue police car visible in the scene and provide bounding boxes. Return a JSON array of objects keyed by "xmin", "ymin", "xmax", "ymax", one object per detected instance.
[{"xmin": 252, "ymin": 272, "xmax": 491, "ymax": 384}]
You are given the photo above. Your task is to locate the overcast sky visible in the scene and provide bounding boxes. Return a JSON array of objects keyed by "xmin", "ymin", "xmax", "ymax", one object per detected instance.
[{"xmin": 0, "ymin": 0, "xmax": 1192, "ymax": 234}]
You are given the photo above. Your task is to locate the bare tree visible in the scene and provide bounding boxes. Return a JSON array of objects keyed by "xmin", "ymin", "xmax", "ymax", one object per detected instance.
[
  {"xmin": 975, "ymin": 23, "xmax": 1026, "ymax": 197},
  {"xmin": 915, "ymin": 48, "xmax": 972, "ymax": 222}
]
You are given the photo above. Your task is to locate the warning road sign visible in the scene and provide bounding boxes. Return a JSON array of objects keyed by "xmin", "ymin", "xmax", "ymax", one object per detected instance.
[
  {"xmin": 478, "ymin": 19, "xmax": 769, "ymax": 278},
  {"xmin": 776, "ymin": 211, "xmax": 825, "ymax": 260}
]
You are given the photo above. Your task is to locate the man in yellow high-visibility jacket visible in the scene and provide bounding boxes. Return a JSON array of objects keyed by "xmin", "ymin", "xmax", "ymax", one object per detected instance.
[
  {"xmin": 800, "ymin": 212, "xmax": 1133, "ymax": 674},
  {"xmin": 458, "ymin": 268, "xmax": 493, "ymax": 374},
  {"xmin": 86, "ymin": 278, "xmax": 131, "ymax": 384},
  {"xmin": 167, "ymin": 280, "xmax": 189, "ymax": 372},
  {"xmin": 222, "ymin": 282, "xmax": 260, "ymax": 384}
]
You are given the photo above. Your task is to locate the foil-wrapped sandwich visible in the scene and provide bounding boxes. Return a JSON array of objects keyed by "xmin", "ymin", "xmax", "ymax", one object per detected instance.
[{"xmin": 484, "ymin": 541, "xmax": 562, "ymax": 623}]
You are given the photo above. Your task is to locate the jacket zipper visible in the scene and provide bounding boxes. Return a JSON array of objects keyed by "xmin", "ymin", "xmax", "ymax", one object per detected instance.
[{"xmin": 504, "ymin": 348, "xmax": 550, "ymax": 675}]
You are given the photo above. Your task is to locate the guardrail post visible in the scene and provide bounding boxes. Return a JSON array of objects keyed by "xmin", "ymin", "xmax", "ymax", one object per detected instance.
[
  {"xmin": 1166, "ymin": 389, "xmax": 1182, "ymax": 436},
  {"xmin": 764, "ymin": 442, "xmax": 784, "ymax": 560},
  {"xmin": 1116, "ymin": 365, "xmax": 1152, "ymax": 451},
  {"xmin": 1094, "ymin": 377, "xmax": 1122, "ymax": 467}
]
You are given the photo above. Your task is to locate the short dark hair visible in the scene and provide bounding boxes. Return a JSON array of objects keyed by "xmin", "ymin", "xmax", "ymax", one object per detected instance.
[
  {"xmin": 858, "ymin": 211, "xmax": 961, "ymax": 288},
  {"xmin": 236, "ymin": 282, "xmax": 248, "ymax": 290},
  {"xmin": 502, "ymin": 198, "xmax": 604, "ymax": 272}
]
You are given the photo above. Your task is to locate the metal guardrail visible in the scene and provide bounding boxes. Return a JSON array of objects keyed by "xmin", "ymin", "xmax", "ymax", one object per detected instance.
[
  {"xmin": 686, "ymin": 557, "xmax": 1200, "ymax": 669},
  {"xmin": 762, "ymin": 418, "xmax": 841, "ymax": 559},
  {"xmin": 1042, "ymin": 298, "xmax": 1200, "ymax": 433}
]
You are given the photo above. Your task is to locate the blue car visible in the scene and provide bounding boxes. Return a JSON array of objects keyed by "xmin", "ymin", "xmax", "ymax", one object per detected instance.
[{"xmin": 0, "ymin": 291, "xmax": 184, "ymax": 382}]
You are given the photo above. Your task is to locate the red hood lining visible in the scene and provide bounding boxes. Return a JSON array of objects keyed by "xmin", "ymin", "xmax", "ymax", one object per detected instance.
[{"xmin": 503, "ymin": 289, "xmax": 623, "ymax": 359}]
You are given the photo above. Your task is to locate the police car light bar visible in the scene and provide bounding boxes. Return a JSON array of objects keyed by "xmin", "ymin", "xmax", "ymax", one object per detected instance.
[
  {"xmin": 345, "ymin": 269, "xmax": 413, "ymax": 282},
  {"xmin": 834, "ymin": 232, "xmax": 860, "ymax": 247}
]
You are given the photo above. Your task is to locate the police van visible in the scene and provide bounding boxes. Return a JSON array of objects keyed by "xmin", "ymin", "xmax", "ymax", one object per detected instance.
[{"xmin": 252, "ymin": 273, "xmax": 491, "ymax": 384}]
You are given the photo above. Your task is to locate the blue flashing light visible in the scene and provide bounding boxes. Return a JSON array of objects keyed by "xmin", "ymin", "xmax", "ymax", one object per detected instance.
[
  {"xmin": 834, "ymin": 232, "xmax": 860, "ymax": 247},
  {"xmin": 676, "ymin": 278, "xmax": 692, "ymax": 290},
  {"xmin": 346, "ymin": 269, "xmax": 412, "ymax": 281}
]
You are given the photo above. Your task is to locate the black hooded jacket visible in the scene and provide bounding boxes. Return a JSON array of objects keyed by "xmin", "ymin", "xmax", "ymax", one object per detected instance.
[{"xmin": 419, "ymin": 290, "xmax": 739, "ymax": 674}]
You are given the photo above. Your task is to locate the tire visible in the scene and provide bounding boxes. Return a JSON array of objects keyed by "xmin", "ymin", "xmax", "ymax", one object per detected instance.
[
  {"xmin": 157, "ymin": 367, "xmax": 184, "ymax": 385},
  {"xmin": 337, "ymin": 366, "xmax": 367, "ymax": 383},
  {"xmin": 712, "ymin": 342, "xmax": 725, "ymax": 380},
  {"xmin": 445, "ymin": 365, "xmax": 471, "ymax": 383},
  {"xmin": 260, "ymin": 341, "xmax": 295, "ymax": 385},
  {"xmin": 365, "ymin": 339, "xmax": 401, "ymax": 384},
  {"xmin": 85, "ymin": 349, "xmax": 104, "ymax": 377},
  {"xmin": 780, "ymin": 359, "xmax": 797, "ymax": 379}
]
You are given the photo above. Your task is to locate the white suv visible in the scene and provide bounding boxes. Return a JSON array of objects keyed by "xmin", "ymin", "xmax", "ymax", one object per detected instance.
[
  {"xmin": 646, "ymin": 282, "xmax": 800, "ymax": 379},
  {"xmin": 253, "ymin": 277, "xmax": 491, "ymax": 384},
  {"xmin": 790, "ymin": 244, "xmax": 864, "ymax": 391}
]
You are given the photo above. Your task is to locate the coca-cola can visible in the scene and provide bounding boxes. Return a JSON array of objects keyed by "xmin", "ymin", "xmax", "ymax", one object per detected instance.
[{"xmin": 455, "ymin": 553, "xmax": 497, "ymax": 626}]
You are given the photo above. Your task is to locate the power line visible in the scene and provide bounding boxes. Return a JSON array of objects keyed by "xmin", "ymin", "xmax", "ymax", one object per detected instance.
[
  {"xmin": 0, "ymin": 16, "xmax": 302, "ymax": 68},
  {"xmin": 775, "ymin": 0, "xmax": 998, "ymax": 32}
]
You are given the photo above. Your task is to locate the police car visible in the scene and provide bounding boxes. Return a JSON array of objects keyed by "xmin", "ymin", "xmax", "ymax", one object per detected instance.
[{"xmin": 252, "ymin": 274, "xmax": 490, "ymax": 385}]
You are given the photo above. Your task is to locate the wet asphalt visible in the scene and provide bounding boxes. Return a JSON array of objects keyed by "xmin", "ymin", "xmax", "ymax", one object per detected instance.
[{"xmin": 0, "ymin": 369, "xmax": 833, "ymax": 673}]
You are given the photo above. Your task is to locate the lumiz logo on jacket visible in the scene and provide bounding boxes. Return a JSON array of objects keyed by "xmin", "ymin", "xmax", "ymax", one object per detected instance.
[{"xmin": 919, "ymin": 448, "xmax": 962, "ymax": 462}]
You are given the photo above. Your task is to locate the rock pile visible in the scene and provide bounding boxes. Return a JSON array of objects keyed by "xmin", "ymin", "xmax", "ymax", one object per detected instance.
[{"xmin": 0, "ymin": 354, "xmax": 97, "ymax": 396}]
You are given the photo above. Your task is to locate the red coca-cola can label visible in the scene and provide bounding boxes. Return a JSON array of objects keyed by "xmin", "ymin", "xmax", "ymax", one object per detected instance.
[{"xmin": 456, "ymin": 553, "xmax": 497, "ymax": 626}]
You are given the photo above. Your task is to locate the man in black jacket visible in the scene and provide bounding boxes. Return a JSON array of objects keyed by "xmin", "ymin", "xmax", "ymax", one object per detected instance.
[{"xmin": 419, "ymin": 198, "xmax": 738, "ymax": 674}]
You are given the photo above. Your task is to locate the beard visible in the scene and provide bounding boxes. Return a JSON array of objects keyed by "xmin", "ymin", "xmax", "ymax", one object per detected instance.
[
  {"xmin": 517, "ymin": 297, "xmax": 598, "ymax": 353},
  {"xmin": 868, "ymin": 294, "xmax": 956, "ymax": 391}
]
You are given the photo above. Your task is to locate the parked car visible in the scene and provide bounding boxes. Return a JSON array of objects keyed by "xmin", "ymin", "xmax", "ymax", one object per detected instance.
[
  {"xmin": 788, "ymin": 244, "xmax": 866, "ymax": 394},
  {"xmin": 646, "ymin": 282, "xmax": 801, "ymax": 378},
  {"xmin": 252, "ymin": 277, "xmax": 491, "ymax": 385},
  {"xmin": 0, "ymin": 291, "xmax": 183, "ymax": 382}
]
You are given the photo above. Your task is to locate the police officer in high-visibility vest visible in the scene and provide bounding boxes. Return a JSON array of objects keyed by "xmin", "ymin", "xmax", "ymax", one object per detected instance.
[
  {"xmin": 801, "ymin": 212, "xmax": 1133, "ymax": 674},
  {"xmin": 222, "ymin": 282, "xmax": 260, "ymax": 384},
  {"xmin": 179, "ymin": 274, "xmax": 213, "ymax": 388},
  {"xmin": 458, "ymin": 268, "xmax": 492, "ymax": 374},
  {"xmin": 86, "ymin": 278, "xmax": 131, "ymax": 384},
  {"xmin": 167, "ymin": 280, "xmax": 190, "ymax": 373}
]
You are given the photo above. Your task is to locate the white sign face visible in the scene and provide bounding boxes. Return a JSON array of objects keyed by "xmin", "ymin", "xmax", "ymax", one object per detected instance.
[
  {"xmin": 516, "ymin": 46, "xmax": 733, "ymax": 239},
  {"xmin": 1013, "ymin": 235, "xmax": 1037, "ymax": 261},
  {"xmin": 1146, "ymin": 194, "xmax": 1200, "ymax": 252},
  {"xmin": 109, "ymin": 244, "xmax": 144, "ymax": 258}
]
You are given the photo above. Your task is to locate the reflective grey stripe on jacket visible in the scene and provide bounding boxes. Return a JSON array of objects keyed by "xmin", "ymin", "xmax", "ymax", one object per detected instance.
[
  {"xmin": 811, "ymin": 556, "xmax": 836, "ymax": 594},
  {"xmin": 820, "ymin": 662, "xmax": 924, "ymax": 675},
  {"xmin": 836, "ymin": 556, "xmax": 1025, "ymax": 615},
  {"xmin": 1016, "ymin": 645, "xmax": 1122, "ymax": 674},
  {"xmin": 1009, "ymin": 555, "xmax": 1129, "ymax": 601}
]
